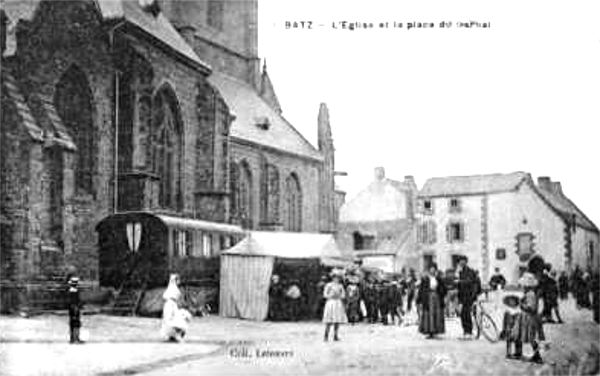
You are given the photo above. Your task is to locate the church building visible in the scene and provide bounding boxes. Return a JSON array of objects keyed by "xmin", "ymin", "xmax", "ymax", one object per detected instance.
[{"xmin": 0, "ymin": 0, "xmax": 340, "ymax": 312}]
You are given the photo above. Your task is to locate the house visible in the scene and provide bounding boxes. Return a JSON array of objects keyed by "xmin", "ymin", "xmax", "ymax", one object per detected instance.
[
  {"xmin": 0, "ymin": 0, "xmax": 341, "ymax": 312},
  {"xmin": 417, "ymin": 172, "xmax": 599, "ymax": 284},
  {"xmin": 336, "ymin": 167, "xmax": 419, "ymax": 272}
]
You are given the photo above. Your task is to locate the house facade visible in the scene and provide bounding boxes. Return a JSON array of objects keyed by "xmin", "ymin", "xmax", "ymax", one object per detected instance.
[
  {"xmin": 0, "ymin": 0, "xmax": 340, "ymax": 312},
  {"xmin": 336, "ymin": 167, "xmax": 419, "ymax": 272},
  {"xmin": 417, "ymin": 172, "xmax": 599, "ymax": 284}
]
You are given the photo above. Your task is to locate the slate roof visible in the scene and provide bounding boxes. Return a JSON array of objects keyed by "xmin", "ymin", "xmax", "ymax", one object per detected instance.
[
  {"xmin": 208, "ymin": 72, "xmax": 322, "ymax": 161},
  {"xmin": 419, "ymin": 172, "xmax": 529, "ymax": 198},
  {"xmin": 2, "ymin": 0, "xmax": 209, "ymax": 71},
  {"xmin": 419, "ymin": 171, "xmax": 598, "ymax": 233},
  {"xmin": 536, "ymin": 184, "xmax": 598, "ymax": 232}
]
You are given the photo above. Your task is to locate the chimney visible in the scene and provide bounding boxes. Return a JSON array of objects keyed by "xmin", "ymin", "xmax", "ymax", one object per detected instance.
[
  {"xmin": 537, "ymin": 176, "xmax": 552, "ymax": 191},
  {"xmin": 551, "ymin": 181, "xmax": 563, "ymax": 196},
  {"xmin": 374, "ymin": 167, "xmax": 385, "ymax": 181}
]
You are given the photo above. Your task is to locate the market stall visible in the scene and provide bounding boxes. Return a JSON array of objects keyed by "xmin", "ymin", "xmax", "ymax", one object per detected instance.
[{"xmin": 219, "ymin": 231, "xmax": 353, "ymax": 321}]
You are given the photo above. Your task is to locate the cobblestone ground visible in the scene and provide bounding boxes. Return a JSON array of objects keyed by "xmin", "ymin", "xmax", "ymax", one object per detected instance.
[{"xmin": 1, "ymin": 297, "xmax": 598, "ymax": 376}]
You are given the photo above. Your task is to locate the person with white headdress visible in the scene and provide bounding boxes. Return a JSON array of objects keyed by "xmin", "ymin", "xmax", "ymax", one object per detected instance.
[
  {"xmin": 161, "ymin": 274, "xmax": 191, "ymax": 342},
  {"xmin": 322, "ymin": 269, "xmax": 348, "ymax": 341}
]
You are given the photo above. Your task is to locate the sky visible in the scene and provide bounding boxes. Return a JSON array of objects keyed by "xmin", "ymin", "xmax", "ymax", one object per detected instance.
[{"xmin": 257, "ymin": 0, "xmax": 600, "ymax": 225}]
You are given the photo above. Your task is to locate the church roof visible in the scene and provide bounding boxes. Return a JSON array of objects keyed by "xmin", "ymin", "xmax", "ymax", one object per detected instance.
[
  {"xmin": 208, "ymin": 72, "xmax": 322, "ymax": 161},
  {"xmin": 259, "ymin": 61, "xmax": 282, "ymax": 113},
  {"xmin": 2, "ymin": 0, "xmax": 209, "ymax": 71},
  {"xmin": 419, "ymin": 172, "xmax": 529, "ymax": 198}
]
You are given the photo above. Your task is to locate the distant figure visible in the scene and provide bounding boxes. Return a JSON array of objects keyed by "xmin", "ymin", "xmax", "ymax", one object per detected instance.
[
  {"xmin": 286, "ymin": 280, "xmax": 302, "ymax": 321},
  {"xmin": 268, "ymin": 274, "xmax": 284, "ymax": 321},
  {"xmin": 416, "ymin": 263, "xmax": 447, "ymax": 339},
  {"xmin": 323, "ymin": 274, "xmax": 348, "ymax": 341},
  {"xmin": 541, "ymin": 267, "xmax": 563, "ymax": 324},
  {"xmin": 456, "ymin": 256, "xmax": 479, "ymax": 339},
  {"xmin": 558, "ymin": 271, "xmax": 569, "ymax": 300},
  {"xmin": 67, "ymin": 276, "xmax": 84, "ymax": 344},
  {"xmin": 489, "ymin": 267, "xmax": 507, "ymax": 291},
  {"xmin": 161, "ymin": 274, "xmax": 190, "ymax": 342},
  {"xmin": 346, "ymin": 280, "xmax": 361, "ymax": 324},
  {"xmin": 314, "ymin": 275, "xmax": 328, "ymax": 319},
  {"xmin": 406, "ymin": 269, "xmax": 418, "ymax": 313},
  {"xmin": 389, "ymin": 279, "xmax": 405, "ymax": 325},
  {"xmin": 363, "ymin": 280, "xmax": 377, "ymax": 323}
]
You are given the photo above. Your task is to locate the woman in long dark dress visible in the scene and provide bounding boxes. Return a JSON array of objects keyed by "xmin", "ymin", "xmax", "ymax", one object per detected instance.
[{"xmin": 416, "ymin": 263, "xmax": 447, "ymax": 339}]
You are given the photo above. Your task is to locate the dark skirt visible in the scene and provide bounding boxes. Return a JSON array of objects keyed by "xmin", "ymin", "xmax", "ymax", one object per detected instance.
[
  {"xmin": 419, "ymin": 291, "xmax": 445, "ymax": 335},
  {"xmin": 500, "ymin": 312, "xmax": 519, "ymax": 341},
  {"xmin": 511, "ymin": 312, "xmax": 545, "ymax": 343}
]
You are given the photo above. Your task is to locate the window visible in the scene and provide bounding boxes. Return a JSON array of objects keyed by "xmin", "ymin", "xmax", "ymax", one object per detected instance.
[
  {"xmin": 516, "ymin": 233, "xmax": 535, "ymax": 262},
  {"xmin": 496, "ymin": 248, "xmax": 506, "ymax": 260},
  {"xmin": 418, "ymin": 221, "xmax": 437, "ymax": 244},
  {"xmin": 54, "ymin": 66, "xmax": 94, "ymax": 196},
  {"xmin": 260, "ymin": 161, "xmax": 280, "ymax": 225},
  {"xmin": 420, "ymin": 199, "xmax": 434, "ymax": 215},
  {"xmin": 353, "ymin": 232, "xmax": 363, "ymax": 250},
  {"xmin": 588, "ymin": 241, "xmax": 595, "ymax": 269},
  {"xmin": 238, "ymin": 161, "xmax": 253, "ymax": 229},
  {"xmin": 284, "ymin": 173, "xmax": 302, "ymax": 232},
  {"xmin": 207, "ymin": 0, "xmax": 224, "ymax": 30},
  {"xmin": 152, "ymin": 88, "xmax": 183, "ymax": 210},
  {"xmin": 202, "ymin": 234, "xmax": 212, "ymax": 257},
  {"xmin": 173, "ymin": 230, "xmax": 186, "ymax": 257},
  {"xmin": 449, "ymin": 198, "xmax": 462, "ymax": 213},
  {"xmin": 446, "ymin": 222, "xmax": 465, "ymax": 243},
  {"xmin": 362, "ymin": 235, "xmax": 376, "ymax": 249}
]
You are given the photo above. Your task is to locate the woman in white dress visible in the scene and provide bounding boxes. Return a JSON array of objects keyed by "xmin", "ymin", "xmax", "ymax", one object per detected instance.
[
  {"xmin": 322, "ymin": 274, "xmax": 348, "ymax": 341},
  {"xmin": 161, "ymin": 274, "xmax": 190, "ymax": 342}
]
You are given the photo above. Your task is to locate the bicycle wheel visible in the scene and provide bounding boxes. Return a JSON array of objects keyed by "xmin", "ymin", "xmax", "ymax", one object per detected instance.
[{"xmin": 479, "ymin": 312, "xmax": 499, "ymax": 343}]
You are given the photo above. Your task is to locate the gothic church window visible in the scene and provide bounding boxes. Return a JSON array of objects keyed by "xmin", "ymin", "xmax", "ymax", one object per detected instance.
[
  {"xmin": 152, "ymin": 88, "xmax": 183, "ymax": 210},
  {"xmin": 54, "ymin": 65, "xmax": 94, "ymax": 195},
  {"xmin": 284, "ymin": 173, "xmax": 302, "ymax": 232},
  {"xmin": 239, "ymin": 161, "xmax": 253, "ymax": 229}
]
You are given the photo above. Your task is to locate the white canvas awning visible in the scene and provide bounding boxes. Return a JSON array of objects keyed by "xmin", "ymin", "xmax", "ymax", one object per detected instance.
[{"xmin": 221, "ymin": 231, "xmax": 352, "ymax": 263}]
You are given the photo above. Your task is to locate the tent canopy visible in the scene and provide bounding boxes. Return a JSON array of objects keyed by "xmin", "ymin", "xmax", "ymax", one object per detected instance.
[
  {"xmin": 219, "ymin": 231, "xmax": 352, "ymax": 321},
  {"xmin": 222, "ymin": 231, "xmax": 352, "ymax": 263}
]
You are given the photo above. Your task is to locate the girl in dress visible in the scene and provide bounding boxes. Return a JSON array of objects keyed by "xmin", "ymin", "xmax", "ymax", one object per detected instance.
[
  {"xmin": 323, "ymin": 273, "xmax": 348, "ymax": 341},
  {"xmin": 416, "ymin": 263, "xmax": 447, "ymax": 339},
  {"xmin": 512, "ymin": 272, "xmax": 545, "ymax": 363}
]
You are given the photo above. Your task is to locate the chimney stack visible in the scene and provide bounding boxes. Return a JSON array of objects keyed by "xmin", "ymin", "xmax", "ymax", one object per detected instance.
[
  {"xmin": 537, "ymin": 176, "xmax": 552, "ymax": 191},
  {"xmin": 551, "ymin": 181, "xmax": 563, "ymax": 196},
  {"xmin": 374, "ymin": 167, "xmax": 385, "ymax": 181}
]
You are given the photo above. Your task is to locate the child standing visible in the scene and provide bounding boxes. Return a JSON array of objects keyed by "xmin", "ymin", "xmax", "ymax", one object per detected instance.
[
  {"xmin": 67, "ymin": 276, "xmax": 84, "ymax": 344},
  {"xmin": 500, "ymin": 294, "xmax": 521, "ymax": 359},
  {"xmin": 323, "ymin": 273, "xmax": 348, "ymax": 341},
  {"xmin": 512, "ymin": 272, "xmax": 545, "ymax": 364}
]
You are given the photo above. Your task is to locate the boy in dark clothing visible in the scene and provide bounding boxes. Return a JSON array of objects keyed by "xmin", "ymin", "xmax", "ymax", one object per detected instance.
[{"xmin": 68, "ymin": 276, "xmax": 84, "ymax": 344}]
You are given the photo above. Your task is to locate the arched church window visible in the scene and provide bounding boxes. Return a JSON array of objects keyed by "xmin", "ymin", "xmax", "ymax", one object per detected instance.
[
  {"xmin": 54, "ymin": 65, "xmax": 94, "ymax": 195},
  {"xmin": 285, "ymin": 173, "xmax": 302, "ymax": 232},
  {"xmin": 239, "ymin": 161, "xmax": 253, "ymax": 229},
  {"xmin": 152, "ymin": 87, "xmax": 183, "ymax": 210}
]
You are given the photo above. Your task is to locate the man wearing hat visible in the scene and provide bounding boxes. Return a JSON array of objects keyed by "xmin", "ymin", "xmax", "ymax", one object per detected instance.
[
  {"xmin": 456, "ymin": 256, "xmax": 479, "ymax": 338},
  {"xmin": 67, "ymin": 276, "xmax": 84, "ymax": 344}
]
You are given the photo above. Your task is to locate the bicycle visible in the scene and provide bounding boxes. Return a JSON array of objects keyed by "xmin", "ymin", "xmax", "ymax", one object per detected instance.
[{"xmin": 471, "ymin": 299, "xmax": 500, "ymax": 343}]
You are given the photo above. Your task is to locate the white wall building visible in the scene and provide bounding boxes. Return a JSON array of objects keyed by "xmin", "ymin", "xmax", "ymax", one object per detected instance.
[{"xmin": 416, "ymin": 172, "xmax": 599, "ymax": 284}]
